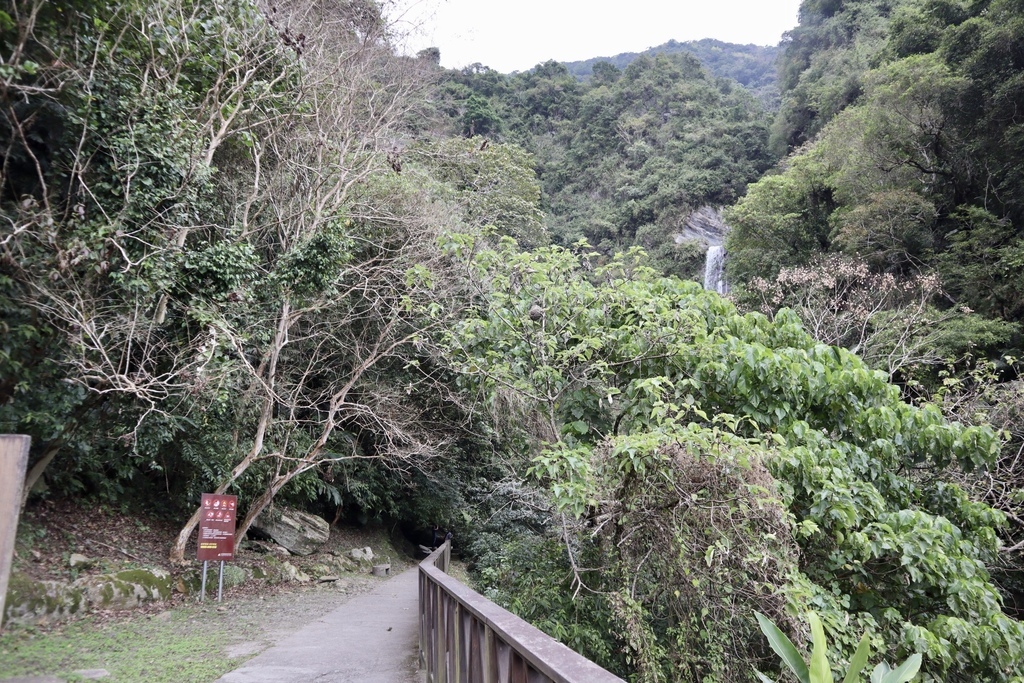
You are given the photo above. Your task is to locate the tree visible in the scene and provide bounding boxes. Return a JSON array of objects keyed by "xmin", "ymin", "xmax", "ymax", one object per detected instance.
[
  {"xmin": 743, "ymin": 256, "xmax": 1015, "ymax": 379},
  {"xmin": 452, "ymin": 240, "xmax": 1023, "ymax": 682},
  {"xmin": 0, "ymin": 0, "xmax": 474, "ymax": 561}
]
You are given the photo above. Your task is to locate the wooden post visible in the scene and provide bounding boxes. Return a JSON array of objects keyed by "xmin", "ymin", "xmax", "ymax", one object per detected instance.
[{"xmin": 0, "ymin": 435, "xmax": 31, "ymax": 631}]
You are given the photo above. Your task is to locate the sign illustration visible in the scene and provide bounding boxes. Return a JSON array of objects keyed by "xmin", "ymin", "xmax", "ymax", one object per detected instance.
[{"xmin": 197, "ymin": 493, "xmax": 238, "ymax": 561}]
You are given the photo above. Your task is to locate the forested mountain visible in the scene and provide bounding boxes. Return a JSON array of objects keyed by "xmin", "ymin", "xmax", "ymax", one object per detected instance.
[
  {"xmin": 2, "ymin": 1, "xmax": 1024, "ymax": 682},
  {"xmin": 435, "ymin": 52, "xmax": 776, "ymax": 280},
  {"xmin": 562, "ymin": 38, "xmax": 781, "ymax": 108}
]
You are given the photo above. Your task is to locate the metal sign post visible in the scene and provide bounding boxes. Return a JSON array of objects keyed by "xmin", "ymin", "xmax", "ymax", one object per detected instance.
[
  {"xmin": 196, "ymin": 493, "xmax": 237, "ymax": 602},
  {"xmin": 0, "ymin": 435, "xmax": 31, "ymax": 631}
]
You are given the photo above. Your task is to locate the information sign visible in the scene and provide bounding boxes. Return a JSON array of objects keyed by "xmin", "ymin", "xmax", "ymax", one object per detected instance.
[{"xmin": 197, "ymin": 493, "xmax": 238, "ymax": 561}]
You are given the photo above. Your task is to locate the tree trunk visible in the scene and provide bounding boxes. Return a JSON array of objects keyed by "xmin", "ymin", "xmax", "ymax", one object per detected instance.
[
  {"xmin": 168, "ymin": 300, "xmax": 291, "ymax": 563},
  {"xmin": 20, "ymin": 444, "xmax": 60, "ymax": 511}
]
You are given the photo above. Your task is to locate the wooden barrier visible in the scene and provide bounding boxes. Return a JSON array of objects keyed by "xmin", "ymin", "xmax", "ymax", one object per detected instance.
[
  {"xmin": 419, "ymin": 540, "xmax": 624, "ymax": 683},
  {"xmin": 0, "ymin": 435, "xmax": 31, "ymax": 630}
]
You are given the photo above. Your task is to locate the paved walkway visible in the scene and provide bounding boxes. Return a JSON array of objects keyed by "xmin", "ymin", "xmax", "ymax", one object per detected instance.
[{"xmin": 217, "ymin": 567, "xmax": 423, "ymax": 683}]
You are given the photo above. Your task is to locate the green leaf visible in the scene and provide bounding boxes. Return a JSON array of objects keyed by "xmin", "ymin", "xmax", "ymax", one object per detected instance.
[
  {"xmin": 808, "ymin": 612, "xmax": 833, "ymax": 683},
  {"xmin": 755, "ymin": 611, "xmax": 810, "ymax": 683},
  {"xmin": 870, "ymin": 663, "xmax": 891, "ymax": 683},
  {"xmin": 880, "ymin": 654, "xmax": 921, "ymax": 683},
  {"xmin": 754, "ymin": 670, "xmax": 779, "ymax": 683},
  {"xmin": 841, "ymin": 633, "xmax": 871, "ymax": 683}
]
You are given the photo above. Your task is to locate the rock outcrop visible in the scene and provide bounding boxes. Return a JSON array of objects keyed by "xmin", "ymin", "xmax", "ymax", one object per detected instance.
[
  {"xmin": 3, "ymin": 568, "xmax": 173, "ymax": 626},
  {"xmin": 252, "ymin": 507, "xmax": 330, "ymax": 556}
]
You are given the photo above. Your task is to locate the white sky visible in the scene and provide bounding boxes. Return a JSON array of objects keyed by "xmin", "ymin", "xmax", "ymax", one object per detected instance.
[{"xmin": 390, "ymin": 0, "xmax": 803, "ymax": 73}]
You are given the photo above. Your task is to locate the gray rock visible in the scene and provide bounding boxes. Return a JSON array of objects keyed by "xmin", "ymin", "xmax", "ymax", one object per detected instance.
[
  {"xmin": 68, "ymin": 553, "xmax": 93, "ymax": 569},
  {"xmin": 674, "ymin": 205, "xmax": 729, "ymax": 246},
  {"xmin": 252, "ymin": 507, "xmax": 329, "ymax": 556},
  {"xmin": 347, "ymin": 547, "xmax": 373, "ymax": 562},
  {"xmin": 4, "ymin": 568, "xmax": 173, "ymax": 626},
  {"xmin": 317, "ymin": 575, "xmax": 340, "ymax": 582},
  {"xmin": 71, "ymin": 671, "xmax": 110, "ymax": 680},
  {"xmin": 279, "ymin": 562, "xmax": 311, "ymax": 583}
]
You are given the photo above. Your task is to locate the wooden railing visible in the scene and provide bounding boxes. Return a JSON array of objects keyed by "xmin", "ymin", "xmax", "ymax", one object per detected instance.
[{"xmin": 419, "ymin": 540, "xmax": 624, "ymax": 683}]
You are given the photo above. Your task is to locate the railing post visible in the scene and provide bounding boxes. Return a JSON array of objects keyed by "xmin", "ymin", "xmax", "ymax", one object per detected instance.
[
  {"xmin": 435, "ymin": 582, "xmax": 445, "ymax": 683},
  {"xmin": 419, "ymin": 571, "xmax": 426, "ymax": 671},
  {"xmin": 483, "ymin": 624, "xmax": 496, "ymax": 683}
]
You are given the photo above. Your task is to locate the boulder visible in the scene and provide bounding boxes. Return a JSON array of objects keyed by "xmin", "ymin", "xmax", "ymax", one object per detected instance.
[
  {"xmin": 348, "ymin": 546, "xmax": 374, "ymax": 562},
  {"xmin": 4, "ymin": 568, "xmax": 173, "ymax": 626},
  {"xmin": 68, "ymin": 553, "xmax": 94, "ymax": 569},
  {"xmin": 280, "ymin": 561, "xmax": 311, "ymax": 583},
  {"xmin": 252, "ymin": 507, "xmax": 329, "ymax": 556}
]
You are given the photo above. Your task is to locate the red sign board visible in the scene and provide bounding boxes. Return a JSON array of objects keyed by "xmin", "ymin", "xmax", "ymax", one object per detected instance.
[{"xmin": 197, "ymin": 494, "xmax": 238, "ymax": 561}]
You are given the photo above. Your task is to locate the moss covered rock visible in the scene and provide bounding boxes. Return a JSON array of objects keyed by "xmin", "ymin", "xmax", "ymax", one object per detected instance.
[{"xmin": 3, "ymin": 573, "xmax": 87, "ymax": 626}]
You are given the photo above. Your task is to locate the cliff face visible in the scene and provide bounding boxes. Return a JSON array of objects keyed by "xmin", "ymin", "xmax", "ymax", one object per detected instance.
[{"xmin": 675, "ymin": 206, "xmax": 729, "ymax": 247}]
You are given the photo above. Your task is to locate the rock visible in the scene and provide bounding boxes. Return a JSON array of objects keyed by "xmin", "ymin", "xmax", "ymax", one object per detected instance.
[
  {"xmin": 3, "ymin": 567, "xmax": 174, "ymax": 627},
  {"xmin": 674, "ymin": 205, "xmax": 728, "ymax": 246},
  {"xmin": 172, "ymin": 565, "xmax": 248, "ymax": 597},
  {"xmin": 248, "ymin": 540, "xmax": 291, "ymax": 556},
  {"xmin": 77, "ymin": 568, "xmax": 173, "ymax": 609},
  {"xmin": 332, "ymin": 555, "xmax": 356, "ymax": 572},
  {"xmin": 279, "ymin": 562, "xmax": 311, "ymax": 583},
  {"xmin": 252, "ymin": 507, "xmax": 329, "ymax": 556},
  {"xmin": 348, "ymin": 547, "xmax": 374, "ymax": 562},
  {"xmin": 317, "ymin": 575, "xmax": 340, "ymax": 583},
  {"xmin": 68, "ymin": 553, "xmax": 93, "ymax": 569},
  {"xmin": 72, "ymin": 670, "xmax": 109, "ymax": 680}
]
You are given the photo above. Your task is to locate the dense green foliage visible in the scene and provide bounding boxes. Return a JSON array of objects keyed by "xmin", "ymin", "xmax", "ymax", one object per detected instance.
[
  {"xmin": 436, "ymin": 53, "xmax": 776, "ymax": 280},
  {"xmin": 0, "ymin": 0, "xmax": 487, "ymax": 550},
  {"xmin": 754, "ymin": 610, "xmax": 923, "ymax": 683},
  {"xmin": 452, "ymin": 241, "xmax": 1022, "ymax": 682},
  {"xmin": 735, "ymin": 0, "xmax": 1024, "ymax": 328},
  {"xmin": 727, "ymin": 0, "xmax": 1024, "ymax": 600},
  {"xmin": 3, "ymin": 1, "xmax": 1023, "ymax": 681}
]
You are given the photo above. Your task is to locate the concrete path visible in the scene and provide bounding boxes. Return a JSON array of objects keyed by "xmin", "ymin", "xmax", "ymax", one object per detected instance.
[{"xmin": 217, "ymin": 567, "xmax": 423, "ymax": 683}]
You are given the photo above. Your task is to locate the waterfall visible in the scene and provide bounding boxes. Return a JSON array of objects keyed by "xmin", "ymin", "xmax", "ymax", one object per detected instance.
[{"xmin": 703, "ymin": 245, "xmax": 728, "ymax": 294}]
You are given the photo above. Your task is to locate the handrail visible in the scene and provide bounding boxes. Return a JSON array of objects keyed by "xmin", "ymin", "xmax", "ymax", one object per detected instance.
[{"xmin": 418, "ymin": 540, "xmax": 624, "ymax": 683}]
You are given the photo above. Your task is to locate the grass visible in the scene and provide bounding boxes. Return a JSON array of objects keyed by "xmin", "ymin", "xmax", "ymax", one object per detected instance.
[{"xmin": 0, "ymin": 605, "xmax": 252, "ymax": 682}]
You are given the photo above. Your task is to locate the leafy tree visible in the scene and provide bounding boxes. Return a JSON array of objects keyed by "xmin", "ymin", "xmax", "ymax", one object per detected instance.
[
  {"xmin": 451, "ymin": 240, "xmax": 1023, "ymax": 682},
  {"xmin": 0, "ymin": 0, "xmax": 482, "ymax": 562},
  {"xmin": 414, "ymin": 136, "xmax": 547, "ymax": 248},
  {"xmin": 743, "ymin": 256, "xmax": 1015, "ymax": 379}
]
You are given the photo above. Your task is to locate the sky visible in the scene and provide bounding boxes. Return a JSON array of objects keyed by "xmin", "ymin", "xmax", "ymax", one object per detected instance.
[{"xmin": 389, "ymin": 0, "xmax": 804, "ymax": 73}]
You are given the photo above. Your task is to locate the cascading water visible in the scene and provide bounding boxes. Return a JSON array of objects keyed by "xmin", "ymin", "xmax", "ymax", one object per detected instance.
[
  {"xmin": 703, "ymin": 245, "xmax": 728, "ymax": 294},
  {"xmin": 674, "ymin": 206, "xmax": 730, "ymax": 294}
]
